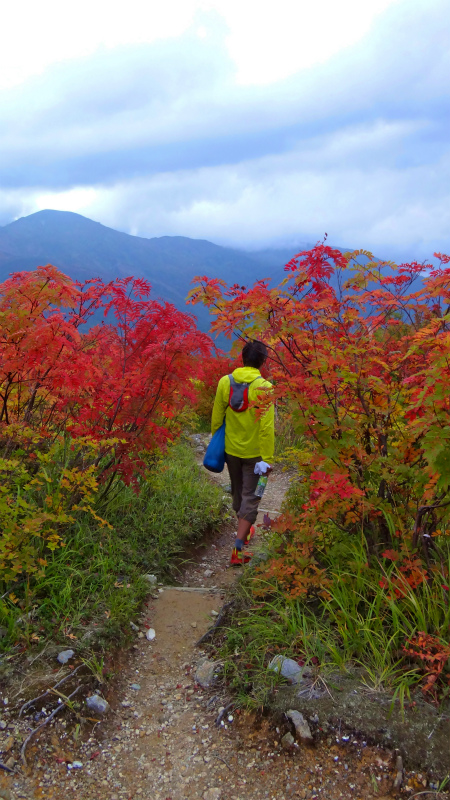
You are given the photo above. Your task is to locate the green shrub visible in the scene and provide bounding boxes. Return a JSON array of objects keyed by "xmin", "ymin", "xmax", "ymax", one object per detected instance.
[{"xmin": 0, "ymin": 440, "xmax": 225, "ymax": 651}]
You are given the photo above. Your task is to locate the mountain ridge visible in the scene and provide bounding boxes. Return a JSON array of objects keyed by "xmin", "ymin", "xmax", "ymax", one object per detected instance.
[{"xmin": 0, "ymin": 210, "xmax": 312, "ymax": 337}]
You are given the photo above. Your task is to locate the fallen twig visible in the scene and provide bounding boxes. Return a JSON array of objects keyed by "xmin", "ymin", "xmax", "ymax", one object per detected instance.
[
  {"xmin": 19, "ymin": 665, "xmax": 83, "ymax": 717},
  {"xmin": 215, "ymin": 701, "xmax": 233, "ymax": 727},
  {"xmin": 196, "ymin": 601, "xmax": 235, "ymax": 646},
  {"xmin": 211, "ymin": 753, "xmax": 234, "ymax": 772},
  {"xmin": 21, "ymin": 685, "xmax": 82, "ymax": 767},
  {"xmin": 206, "ymin": 694, "xmax": 219, "ymax": 709}
]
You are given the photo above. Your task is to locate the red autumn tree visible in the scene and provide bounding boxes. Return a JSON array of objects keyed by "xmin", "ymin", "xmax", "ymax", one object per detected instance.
[
  {"xmin": 0, "ymin": 265, "xmax": 213, "ymax": 484},
  {"xmin": 189, "ymin": 245, "xmax": 450, "ymax": 571}
]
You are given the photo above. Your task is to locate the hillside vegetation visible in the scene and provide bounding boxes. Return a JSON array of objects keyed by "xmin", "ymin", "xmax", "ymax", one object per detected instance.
[
  {"xmin": 2, "ymin": 242, "xmax": 450, "ymax": 710},
  {"xmin": 190, "ymin": 244, "xmax": 450, "ymax": 703},
  {"xmin": 0, "ymin": 265, "xmax": 225, "ymax": 652}
]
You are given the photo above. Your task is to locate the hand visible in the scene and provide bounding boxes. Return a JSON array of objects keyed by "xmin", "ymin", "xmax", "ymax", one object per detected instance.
[{"xmin": 254, "ymin": 460, "xmax": 272, "ymax": 476}]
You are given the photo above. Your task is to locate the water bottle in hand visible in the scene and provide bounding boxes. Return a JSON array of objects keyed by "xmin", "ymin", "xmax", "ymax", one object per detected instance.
[{"xmin": 255, "ymin": 474, "xmax": 269, "ymax": 497}]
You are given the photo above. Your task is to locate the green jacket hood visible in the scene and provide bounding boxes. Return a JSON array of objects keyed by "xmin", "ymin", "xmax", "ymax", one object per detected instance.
[{"xmin": 231, "ymin": 367, "xmax": 262, "ymax": 383}]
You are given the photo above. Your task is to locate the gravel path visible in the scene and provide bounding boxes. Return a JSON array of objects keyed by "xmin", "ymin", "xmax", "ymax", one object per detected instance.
[{"xmin": 0, "ymin": 462, "xmax": 438, "ymax": 800}]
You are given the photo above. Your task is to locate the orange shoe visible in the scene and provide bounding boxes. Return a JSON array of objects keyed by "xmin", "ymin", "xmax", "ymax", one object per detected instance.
[
  {"xmin": 230, "ymin": 547, "xmax": 252, "ymax": 566},
  {"xmin": 244, "ymin": 525, "xmax": 256, "ymax": 547}
]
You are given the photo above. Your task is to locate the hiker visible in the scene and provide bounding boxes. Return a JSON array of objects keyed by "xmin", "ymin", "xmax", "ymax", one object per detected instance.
[{"xmin": 211, "ymin": 340, "xmax": 274, "ymax": 565}]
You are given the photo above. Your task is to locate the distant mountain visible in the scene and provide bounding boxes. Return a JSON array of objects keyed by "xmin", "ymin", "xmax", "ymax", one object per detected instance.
[{"xmin": 0, "ymin": 210, "xmax": 306, "ymax": 341}]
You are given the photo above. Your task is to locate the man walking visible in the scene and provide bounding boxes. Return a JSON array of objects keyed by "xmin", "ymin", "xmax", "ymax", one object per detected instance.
[{"xmin": 211, "ymin": 340, "xmax": 274, "ymax": 565}]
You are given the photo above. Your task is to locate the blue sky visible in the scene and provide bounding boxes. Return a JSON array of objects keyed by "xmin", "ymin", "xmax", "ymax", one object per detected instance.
[{"xmin": 0, "ymin": 0, "xmax": 448, "ymax": 261}]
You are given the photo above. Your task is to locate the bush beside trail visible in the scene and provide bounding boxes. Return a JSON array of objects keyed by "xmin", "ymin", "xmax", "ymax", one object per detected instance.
[
  {"xmin": 191, "ymin": 245, "xmax": 450, "ymax": 703},
  {"xmin": 0, "ymin": 439, "xmax": 225, "ymax": 653},
  {"xmin": 0, "ymin": 266, "xmax": 225, "ymax": 654}
]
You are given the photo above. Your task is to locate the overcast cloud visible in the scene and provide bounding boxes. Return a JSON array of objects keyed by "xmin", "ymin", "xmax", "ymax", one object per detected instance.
[{"xmin": 0, "ymin": 0, "xmax": 448, "ymax": 260}]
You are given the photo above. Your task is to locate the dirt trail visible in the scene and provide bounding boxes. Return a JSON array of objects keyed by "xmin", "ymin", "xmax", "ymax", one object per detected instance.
[{"xmin": 3, "ymin": 463, "xmax": 420, "ymax": 800}]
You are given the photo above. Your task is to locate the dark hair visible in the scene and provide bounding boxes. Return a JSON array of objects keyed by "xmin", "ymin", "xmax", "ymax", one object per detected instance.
[{"xmin": 242, "ymin": 340, "xmax": 268, "ymax": 369}]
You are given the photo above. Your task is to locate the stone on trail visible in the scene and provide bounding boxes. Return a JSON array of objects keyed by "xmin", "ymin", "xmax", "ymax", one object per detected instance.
[
  {"xmin": 203, "ymin": 789, "xmax": 222, "ymax": 800},
  {"xmin": 281, "ymin": 731, "xmax": 295, "ymax": 749},
  {"xmin": 143, "ymin": 574, "xmax": 158, "ymax": 587},
  {"xmin": 286, "ymin": 709, "xmax": 314, "ymax": 743},
  {"xmin": 57, "ymin": 649, "xmax": 75, "ymax": 665},
  {"xmin": 268, "ymin": 654, "xmax": 303, "ymax": 684},
  {"xmin": 146, "ymin": 628, "xmax": 156, "ymax": 640},
  {"xmin": 195, "ymin": 659, "xmax": 217, "ymax": 688},
  {"xmin": 86, "ymin": 694, "xmax": 110, "ymax": 714}
]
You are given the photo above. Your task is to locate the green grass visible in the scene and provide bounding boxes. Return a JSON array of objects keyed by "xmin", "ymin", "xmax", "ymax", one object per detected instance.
[
  {"xmin": 218, "ymin": 533, "xmax": 450, "ymax": 710},
  {"xmin": 0, "ymin": 440, "xmax": 225, "ymax": 651}
]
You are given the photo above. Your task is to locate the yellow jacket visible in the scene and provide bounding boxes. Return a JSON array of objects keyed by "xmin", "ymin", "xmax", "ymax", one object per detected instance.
[{"xmin": 211, "ymin": 367, "xmax": 274, "ymax": 462}]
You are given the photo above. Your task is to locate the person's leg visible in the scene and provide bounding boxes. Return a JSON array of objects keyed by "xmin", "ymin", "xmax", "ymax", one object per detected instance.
[
  {"xmin": 225, "ymin": 454, "xmax": 242, "ymax": 518},
  {"xmin": 236, "ymin": 516, "xmax": 252, "ymax": 545},
  {"xmin": 237, "ymin": 457, "xmax": 261, "ymax": 540},
  {"xmin": 230, "ymin": 457, "xmax": 261, "ymax": 564}
]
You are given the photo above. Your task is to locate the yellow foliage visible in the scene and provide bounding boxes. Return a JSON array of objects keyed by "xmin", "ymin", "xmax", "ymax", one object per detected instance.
[{"xmin": 0, "ymin": 431, "xmax": 114, "ymax": 582}]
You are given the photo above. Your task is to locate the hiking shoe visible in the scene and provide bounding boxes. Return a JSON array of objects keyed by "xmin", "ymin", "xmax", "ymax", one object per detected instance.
[
  {"xmin": 243, "ymin": 525, "xmax": 256, "ymax": 547},
  {"xmin": 230, "ymin": 547, "xmax": 252, "ymax": 566}
]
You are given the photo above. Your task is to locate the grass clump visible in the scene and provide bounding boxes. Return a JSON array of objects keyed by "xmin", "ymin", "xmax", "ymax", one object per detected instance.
[
  {"xmin": 218, "ymin": 520, "xmax": 450, "ymax": 711},
  {"xmin": 0, "ymin": 440, "xmax": 225, "ymax": 652}
]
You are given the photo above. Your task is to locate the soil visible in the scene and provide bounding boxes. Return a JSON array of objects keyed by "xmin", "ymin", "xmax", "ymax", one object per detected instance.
[{"xmin": 0, "ymin": 457, "xmax": 447, "ymax": 799}]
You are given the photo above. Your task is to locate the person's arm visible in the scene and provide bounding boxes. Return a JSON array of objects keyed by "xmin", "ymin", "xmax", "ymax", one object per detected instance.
[
  {"xmin": 211, "ymin": 376, "xmax": 229, "ymax": 435},
  {"xmin": 258, "ymin": 397, "xmax": 275, "ymax": 463}
]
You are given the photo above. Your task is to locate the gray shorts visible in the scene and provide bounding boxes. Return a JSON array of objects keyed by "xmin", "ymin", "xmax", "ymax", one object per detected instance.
[{"xmin": 225, "ymin": 453, "xmax": 261, "ymax": 525}]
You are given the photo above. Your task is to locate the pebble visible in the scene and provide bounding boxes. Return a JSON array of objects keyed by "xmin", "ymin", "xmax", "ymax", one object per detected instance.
[
  {"xmin": 204, "ymin": 569, "xmax": 214, "ymax": 578},
  {"xmin": 268, "ymin": 655, "xmax": 303, "ymax": 683},
  {"xmin": 131, "ymin": 683, "xmax": 141, "ymax": 691},
  {"xmin": 195, "ymin": 659, "xmax": 218, "ymax": 689},
  {"xmin": 0, "ymin": 721, "xmax": 6, "ymax": 730},
  {"xmin": 57, "ymin": 649, "xmax": 75, "ymax": 665},
  {"xmin": 282, "ymin": 731, "xmax": 295, "ymax": 749},
  {"xmin": 191, "ymin": 622, "xmax": 197, "ymax": 628},
  {"xmin": 286, "ymin": 709, "xmax": 314, "ymax": 743},
  {"xmin": 143, "ymin": 574, "xmax": 158, "ymax": 586},
  {"xmin": 86, "ymin": 694, "xmax": 110, "ymax": 714},
  {"xmin": 203, "ymin": 789, "xmax": 222, "ymax": 800},
  {"xmin": 146, "ymin": 628, "xmax": 156, "ymax": 641}
]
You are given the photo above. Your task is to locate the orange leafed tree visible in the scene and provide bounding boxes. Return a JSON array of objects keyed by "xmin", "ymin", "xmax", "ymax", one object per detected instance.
[{"xmin": 189, "ymin": 245, "xmax": 450, "ymax": 567}]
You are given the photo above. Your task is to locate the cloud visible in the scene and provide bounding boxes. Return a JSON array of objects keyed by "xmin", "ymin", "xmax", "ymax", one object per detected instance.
[
  {"xmin": 0, "ymin": 0, "xmax": 448, "ymax": 258},
  {"xmin": 48, "ymin": 132, "xmax": 448, "ymax": 260}
]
